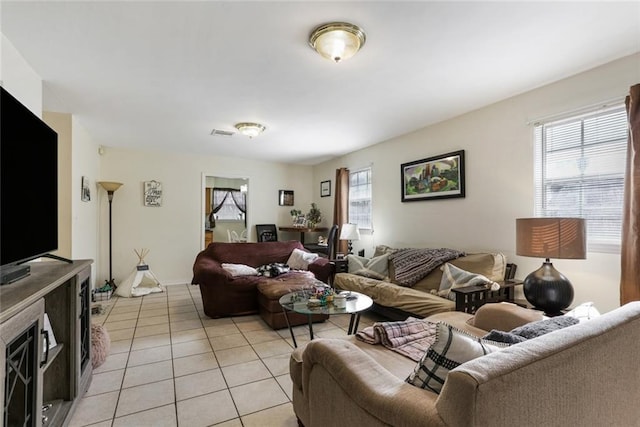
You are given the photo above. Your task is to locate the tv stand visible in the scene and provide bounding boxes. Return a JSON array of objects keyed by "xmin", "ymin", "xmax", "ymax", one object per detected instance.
[{"xmin": 0, "ymin": 259, "xmax": 93, "ymax": 427}]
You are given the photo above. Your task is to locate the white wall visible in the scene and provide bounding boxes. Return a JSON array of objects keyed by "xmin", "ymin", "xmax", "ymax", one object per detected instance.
[
  {"xmin": 98, "ymin": 147, "xmax": 313, "ymax": 285},
  {"xmin": 0, "ymin": 34, "xmax": 41, "ymax": 115},
  {"xmin": 71, "ymin": 118, "xmax": 100, "ymax": 286},
  {"xmin": 314, "ymin": 53, "xmax": 640, "ymax": 313}
]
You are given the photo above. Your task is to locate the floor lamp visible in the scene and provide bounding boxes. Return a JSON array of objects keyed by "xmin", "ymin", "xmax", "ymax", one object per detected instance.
[{"xmin": 98, "ymin": 181, "xmax": 123, "ymax": 289}]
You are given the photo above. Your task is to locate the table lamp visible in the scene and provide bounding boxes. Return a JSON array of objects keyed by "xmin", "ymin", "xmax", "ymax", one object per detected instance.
[
  {"xmin": 339, "ymin": 223, "xmax": 360, "ymax": 254},
  {"xmin": 516, "ymin": 217, "xmax": 586, "ymax": 316}
]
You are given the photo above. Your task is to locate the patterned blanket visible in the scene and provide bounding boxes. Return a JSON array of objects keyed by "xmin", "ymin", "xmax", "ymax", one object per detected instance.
[
  {"xmin": 389, "ymin": 248, "xmax": 465, "ymax": 287},
  {"xmin": 356, "ymin": 318, "xmax": 437, "ymax": 362}
]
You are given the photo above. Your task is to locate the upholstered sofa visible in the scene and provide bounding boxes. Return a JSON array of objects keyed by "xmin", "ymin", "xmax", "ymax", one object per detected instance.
[
  {"xmin": 191, "ymin": 241, "xmax": 333, "ymax": 327},
  {"xmin": 334, "ymin": 247, "xmax": 508, "ymax": 319},
  {"xmin": 290, "ymin": 301, "xmax": 640, "ymax": 427}
]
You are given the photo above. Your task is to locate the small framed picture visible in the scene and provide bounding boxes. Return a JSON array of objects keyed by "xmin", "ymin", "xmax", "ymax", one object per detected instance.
[
  {"xmin": 81, "ymin": 176, "xmax": 91, "ymax": 202},
  {"xmin": 144, "ymin": 180, "xmax": 162, "ymax": 207},
  {"xmin": 293, "ymin": 215, "xmax": 307, "ymax": 227},
  {"xmin": 320, "ymin": 180, "xmax": 331, "ymax": 197},
  {"xmin": 279, "ymin": 190, "xmax": 294, "ymax": 206}
]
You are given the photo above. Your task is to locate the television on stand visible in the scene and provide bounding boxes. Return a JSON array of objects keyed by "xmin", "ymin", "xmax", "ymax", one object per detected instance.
[{"xmin": 0, "ymin": 86, "xmax": 62, "ymax": 285}]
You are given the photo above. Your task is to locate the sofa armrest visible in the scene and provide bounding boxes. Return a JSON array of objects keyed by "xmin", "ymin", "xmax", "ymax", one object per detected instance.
[
  {"xmin": 300, "ymin": 339, "xmax": 445, "ymax": 427},
  {"xmin": 308, "ymin": 257, "xmax": 332, "ymax": 283},
  {"xmin": 191, "ymin": 254, "xmax": 232, "ymax": 286}
]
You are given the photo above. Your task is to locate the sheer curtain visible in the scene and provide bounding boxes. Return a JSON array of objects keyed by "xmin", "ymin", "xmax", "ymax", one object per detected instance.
[
  {"xmin": 621, "ymin": 84, "xmax": 640, "ymax": 304},
  {"xmin": 333, "ymin": 168, "xmax": 350, "ymax": 255},
  {"xmin": 208, "ymin": 188, "xmax": 245, "ymax": 228}
]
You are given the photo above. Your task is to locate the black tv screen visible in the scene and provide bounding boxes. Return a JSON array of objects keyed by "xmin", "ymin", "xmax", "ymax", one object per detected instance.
[{"xmin": 1, "ymin": 86, "xmax": 58, "ymax": 267}]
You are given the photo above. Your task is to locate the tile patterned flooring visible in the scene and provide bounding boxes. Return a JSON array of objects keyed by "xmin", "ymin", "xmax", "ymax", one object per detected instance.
[{"xmin": 69, "ymin": 284, "xmax": 384, "ymax": 427}]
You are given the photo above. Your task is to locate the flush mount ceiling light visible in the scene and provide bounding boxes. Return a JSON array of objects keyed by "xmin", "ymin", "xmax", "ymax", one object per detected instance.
[
  {"xmin": 234, "ymin": 122, "xmax": 266, "ymax": 138},
  {"xmin": 309, "ymin": 22, "xmax": 366, "ymax": 63}
]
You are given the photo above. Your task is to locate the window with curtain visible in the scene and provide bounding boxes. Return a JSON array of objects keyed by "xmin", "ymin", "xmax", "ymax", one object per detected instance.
[
  {"xmin": 534, "ymin": 104, "xmax": 627, "ymax": 253},
  {"xmin": 211, "ymin": 188, "xmax": 246, "ymax": 221},
  {"xmin": 348, "ymin": 167, "xmax": 372, "ymax": 230}
]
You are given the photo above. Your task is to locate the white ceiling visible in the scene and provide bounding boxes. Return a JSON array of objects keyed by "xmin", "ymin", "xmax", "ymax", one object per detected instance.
[{"xmin": 2, "ymin": 1, "xmax": 639, "ymax": 165}]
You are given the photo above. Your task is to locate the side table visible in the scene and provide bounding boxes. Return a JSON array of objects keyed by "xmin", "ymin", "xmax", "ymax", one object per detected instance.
[{"xmin": 451, "ymin": 279, "xmax": 523, "ymax": 314}]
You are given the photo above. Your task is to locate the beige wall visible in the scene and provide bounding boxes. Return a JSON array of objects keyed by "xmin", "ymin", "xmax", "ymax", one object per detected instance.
[
  {"xmin": 313, "ymin": 53, "xmax": 640, "ymax": 313},
  {"xmin": 43, "ymin": 112, "xmax": 72, "ymax": 260},
  {"xmin": 98, "ymin": 147, "xmax": 314, "ymax": 285}
]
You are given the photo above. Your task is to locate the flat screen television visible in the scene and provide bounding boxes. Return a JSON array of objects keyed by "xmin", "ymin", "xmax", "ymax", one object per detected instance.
[{"xmin": 1, "ymin": 86, "xmax": 58, "ymax": 283}]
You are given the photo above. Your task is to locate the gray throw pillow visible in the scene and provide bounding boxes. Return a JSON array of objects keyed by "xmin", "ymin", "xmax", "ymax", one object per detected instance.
[
  {"xmin": 483, "ymin": 329, "xmax": 528, "ymax": 344},
  {"xmin": 510, "ymin": 316, "xmax": 579, "ymax": 339}
]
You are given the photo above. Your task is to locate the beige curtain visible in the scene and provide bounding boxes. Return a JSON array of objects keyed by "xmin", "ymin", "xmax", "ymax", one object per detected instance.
[
  {"xmin": 621, "ymin": 84, "xmax": 640, "ymax": 304},
  {"xmin": 333, "ymin": 168, "xmax": 350, "ymax": 255}
]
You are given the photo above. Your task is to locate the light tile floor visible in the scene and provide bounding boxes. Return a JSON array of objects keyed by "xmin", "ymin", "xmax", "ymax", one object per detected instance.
[{"xmin": 70, "ymin": 284, "xmax": 385, "ymax": 427}]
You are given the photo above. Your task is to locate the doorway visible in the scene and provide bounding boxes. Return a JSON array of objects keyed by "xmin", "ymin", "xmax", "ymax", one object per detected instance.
[{"xmin": 202, "ymin": 174, "xmax": 249, "ymax": 248}]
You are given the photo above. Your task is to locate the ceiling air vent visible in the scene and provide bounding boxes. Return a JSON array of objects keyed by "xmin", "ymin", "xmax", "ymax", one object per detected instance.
[{"xmin": 210, "ymin": 128, "xmax": 235, "ymax": 137}]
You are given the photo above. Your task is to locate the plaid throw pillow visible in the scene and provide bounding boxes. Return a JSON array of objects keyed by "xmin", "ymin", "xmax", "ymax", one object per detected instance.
[{"xmin": 406, "ymin": 322, "xmax": 507, "ymax": 394}]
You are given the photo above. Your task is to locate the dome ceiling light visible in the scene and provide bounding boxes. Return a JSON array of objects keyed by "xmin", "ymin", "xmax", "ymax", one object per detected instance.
[
  {"xmin": 234, "ymin": 122, "xmax": 266, "ymax": 138},
  {"xmin": 309, "ymin": 22, "xmax": 366, "ymax": 63}
]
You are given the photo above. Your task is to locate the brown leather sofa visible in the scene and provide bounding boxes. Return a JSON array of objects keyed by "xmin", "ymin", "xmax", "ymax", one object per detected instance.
[{"xmin": 191, "ymin": 241, "xmax": 332, "ymax": 328}]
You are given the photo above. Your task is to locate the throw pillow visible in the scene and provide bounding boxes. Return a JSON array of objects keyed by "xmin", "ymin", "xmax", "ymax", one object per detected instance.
[
  {"xmin": 438, "ymin": 263, "xmax": 500, "ymax": 300},
  {"xmin": 373, "ymin": 244, "xmax": 396, "ymax": 257},
  {"xmin": 347, "ymin": 253, "xmax": 390, "ymax": 280},
  {"xmin": 482, "ymin": 329, "xmax": 528, "ymax": 344},
  {"xmin": 509, "ymin": 316, "xmax": 579, "ymax": 339},
  {"xmin": 406, "ymin": 322, "xmax": 507, "ymax": 394},
  {"xmin": 221, "ymin": 263, "xmax": 259, "ymax": 277},
  {"xmin": 286, "ymin": 248, "xmax": 319, "ymax": 270},
  {"xmin": 469, "ymin": 302, "xmax": 543, "ymax": 332},
  {"xmin": 564, "ymin": 302, "xmax": 601, "ymax": 322}
]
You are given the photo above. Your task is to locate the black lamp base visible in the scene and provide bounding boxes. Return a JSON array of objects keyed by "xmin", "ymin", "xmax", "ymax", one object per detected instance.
[{"xmin": 523, "ymin": 260, "xmax": 574, "ymax": 316}]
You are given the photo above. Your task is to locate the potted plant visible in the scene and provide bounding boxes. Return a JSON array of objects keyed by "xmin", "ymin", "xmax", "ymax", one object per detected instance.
[{"xmin": 306, "ymin": 203, "xmax": 322, "ymax": 228}]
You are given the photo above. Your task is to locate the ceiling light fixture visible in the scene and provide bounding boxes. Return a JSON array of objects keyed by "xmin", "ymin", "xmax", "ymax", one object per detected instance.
[
  {"xmin": 309, "ymin": 22, "xmax": 366, "ymax": 63},
  {"xmin": 234, "ymin": 122, "xmax": 266, "ymax": 138}
]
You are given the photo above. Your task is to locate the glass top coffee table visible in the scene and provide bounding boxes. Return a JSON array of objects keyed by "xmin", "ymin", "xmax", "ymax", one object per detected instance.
[{"xmin": 279, "ymin": 290, "xmax": 373, "ymax": 348}]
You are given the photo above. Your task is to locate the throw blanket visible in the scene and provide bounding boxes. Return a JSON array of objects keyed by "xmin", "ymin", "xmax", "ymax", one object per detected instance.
[
  {"xmin": 389, "ymin": 248, "xmax": 465, "ymax": 287},
  {"xmin": 356, "ymin": 318, "xmax": 437, "ymax": 362},
  {"xmin": 256, "ymin": 263, "xmax": 290, "ymax": 277}
]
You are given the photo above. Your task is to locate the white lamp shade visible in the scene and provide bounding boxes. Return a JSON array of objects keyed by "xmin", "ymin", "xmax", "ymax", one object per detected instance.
[{"xmin": 339, "ymin": 223, "xmax": 360, "ymax": 241}]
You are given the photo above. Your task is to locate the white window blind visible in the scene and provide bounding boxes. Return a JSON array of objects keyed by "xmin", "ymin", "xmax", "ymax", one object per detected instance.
[
  {"xmin": 534, "ymin": 105, "xmax": 627, "ymax": 253},
  {"xmin": 348, "ymin": 167, "xmax": 372, "ymax": 230}
]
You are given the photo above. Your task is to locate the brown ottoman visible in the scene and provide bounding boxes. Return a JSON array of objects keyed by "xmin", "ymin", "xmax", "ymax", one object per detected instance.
[{"xmin": 257, "ymin": 275, "xmax": 329, "ymax": 329}]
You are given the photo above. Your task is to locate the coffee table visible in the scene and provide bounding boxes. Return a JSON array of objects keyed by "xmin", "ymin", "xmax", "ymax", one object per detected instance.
[{"xmin": 279, "ymin": 290, "xmax": 373, "ymax": 348}]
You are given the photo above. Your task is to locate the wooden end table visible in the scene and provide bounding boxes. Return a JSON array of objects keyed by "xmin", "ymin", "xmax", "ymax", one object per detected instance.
[{"xmin": 451, "ymin": 279, "xmax": 523, "ymax": 314}]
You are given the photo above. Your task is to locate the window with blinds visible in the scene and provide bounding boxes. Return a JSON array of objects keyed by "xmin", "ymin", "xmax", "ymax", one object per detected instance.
[
  {"xmin": 533, "ymin": 105, "xmax": 627, "ymax": 253},
  {"xmin": 348, "ymin": 167, "xmax": 372, "ymax": 230}
]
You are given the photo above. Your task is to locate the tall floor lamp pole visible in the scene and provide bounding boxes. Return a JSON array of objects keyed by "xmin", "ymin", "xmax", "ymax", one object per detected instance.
[{"xmin": 98, "ymin": 181, "xmax": 123, "ymax": 289}]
